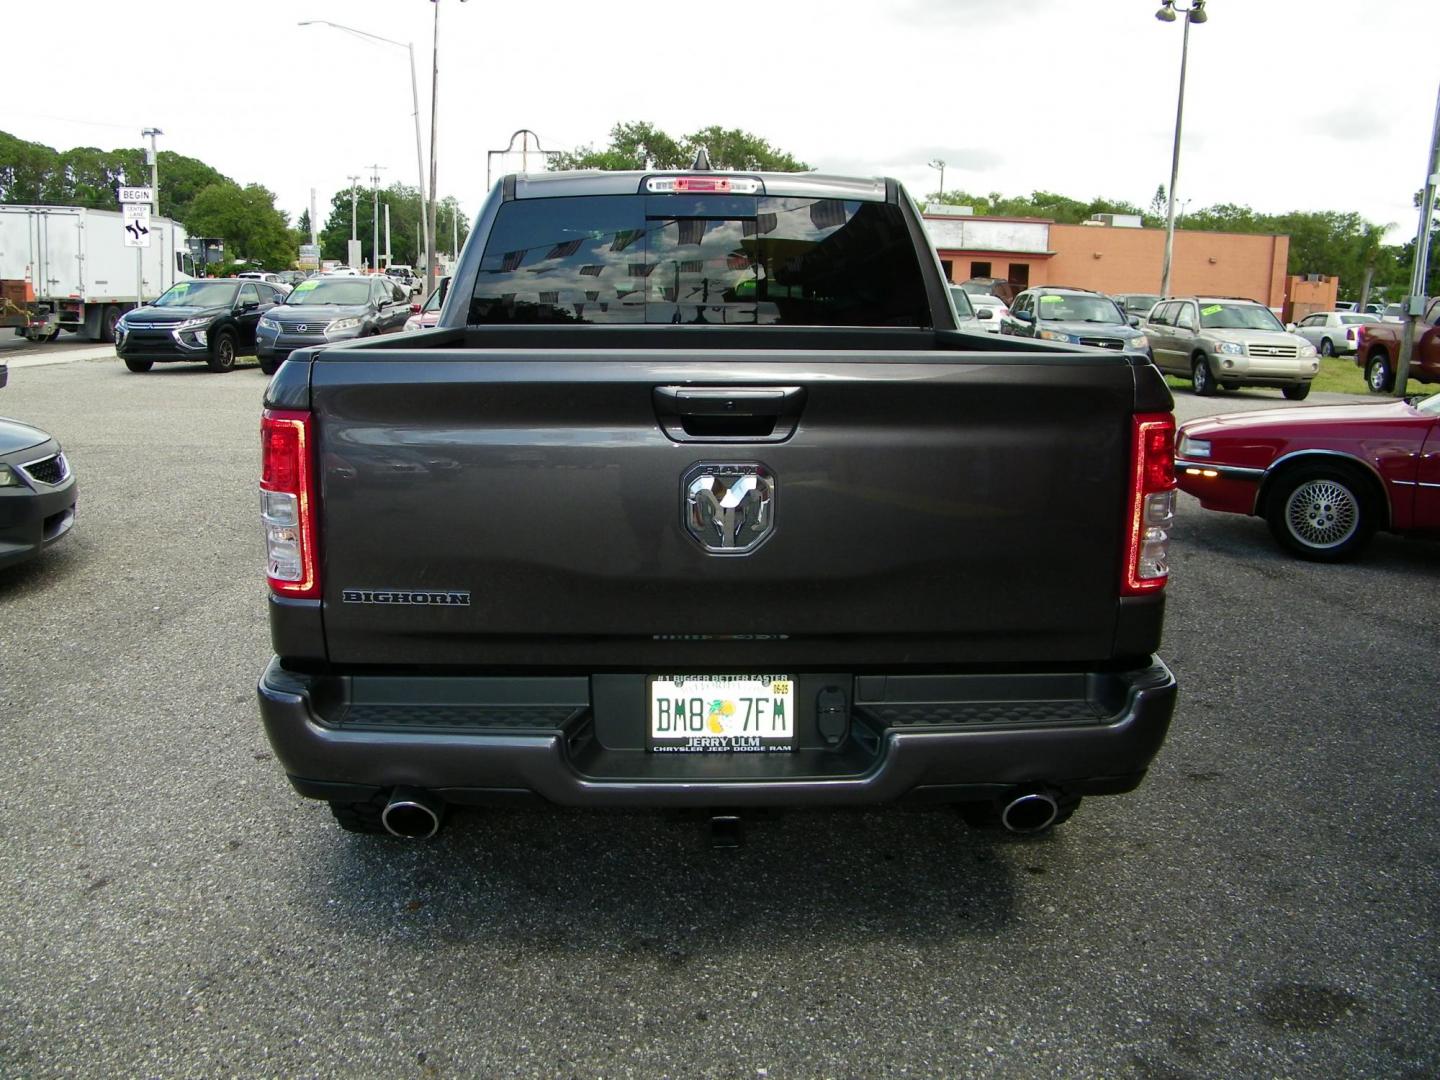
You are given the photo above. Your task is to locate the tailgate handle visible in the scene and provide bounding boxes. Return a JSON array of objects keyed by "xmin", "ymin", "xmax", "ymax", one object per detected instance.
[{"xmin": 653, "ymin": 385, "xmax": 806, "ymax": 442}]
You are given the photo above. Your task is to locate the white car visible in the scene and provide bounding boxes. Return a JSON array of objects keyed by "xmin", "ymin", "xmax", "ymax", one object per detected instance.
[
  {"xmin": 1289, "ymin": 310, "xmax": 1378, "ymax": 356},
  {"xmin": 966, "ymin": 293, "xmax": 1009, "ymax": 329},
  {"xmin": 948, "ymin": 287, "xmax": 1003, "ymax": 333}
]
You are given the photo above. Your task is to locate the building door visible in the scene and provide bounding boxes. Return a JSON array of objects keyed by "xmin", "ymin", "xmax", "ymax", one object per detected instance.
[{"xmin": 1008, "ymin": 263, "xmax": 1030, "ymax": 289}]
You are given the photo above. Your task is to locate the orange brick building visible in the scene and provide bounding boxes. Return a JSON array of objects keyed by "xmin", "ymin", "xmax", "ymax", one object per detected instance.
[{"xmin": 924, "ymin": 209, "xmax": 1293, "ymax": 309}]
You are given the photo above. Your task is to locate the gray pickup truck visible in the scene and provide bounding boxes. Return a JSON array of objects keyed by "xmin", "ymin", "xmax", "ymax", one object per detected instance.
[{"xmin": 257, "ymin": 168, "xmax": 1178, "ymax": 841}]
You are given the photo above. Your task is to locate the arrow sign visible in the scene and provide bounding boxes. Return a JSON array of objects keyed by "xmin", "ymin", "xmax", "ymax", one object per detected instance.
[{"xmin": 123, "ymin": 203, "xmax": 152, "ymax": 248}]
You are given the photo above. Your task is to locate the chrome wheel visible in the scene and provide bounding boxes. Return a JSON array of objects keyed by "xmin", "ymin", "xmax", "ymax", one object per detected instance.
[
  {"xmin": 1319, "ymin": 338, "xmax": 1334, "ymax": 357},
  {"xmin": 1284, "ymin": 477, "xmax": 1359, "ymax": 550},
  {"xmin": 1366, "ymin": 354, "xmax": 1392, "ymax": 393},
  {"xmin": 1192, "ymin": 356, "xmax": 1215, "ymax": 396}
]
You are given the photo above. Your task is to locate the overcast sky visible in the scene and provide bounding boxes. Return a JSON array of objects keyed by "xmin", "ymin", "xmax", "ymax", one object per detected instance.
[{"xmin": 7, "ymin": 0, "xmax": 1436, "ymax": 242}]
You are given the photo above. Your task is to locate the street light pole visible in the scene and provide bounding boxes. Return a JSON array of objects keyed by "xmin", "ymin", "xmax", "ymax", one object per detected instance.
[
  {"xmin": 1156, "ymin": 0, "xmax": 1207, "ymax": 298},
  {"xmin": 928, "ymin": 159, "xmax": 946, "ymax": 203},
  {"xmin": 298, "ymin": 21, "xmax": 429, "ymax": 287},
  {"xmin": 347, "ymin": 174, "xmax": 360, "ymax": 244},
  {"xmin": 141, "ymin": 127, "xmax": 162, "ymax": 288}
]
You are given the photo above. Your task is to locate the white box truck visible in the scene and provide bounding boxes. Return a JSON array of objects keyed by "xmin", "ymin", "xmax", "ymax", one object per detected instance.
[{"xmin": 0, "ymin": 205, "xmax": 197, "ymax": 343}]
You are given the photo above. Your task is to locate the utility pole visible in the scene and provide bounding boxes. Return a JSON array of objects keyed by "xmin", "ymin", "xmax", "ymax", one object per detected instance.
[
  {"xmin": 1395, "ymin": 81, "xmax": 1440, "ymax": 396},
  {"xmin": 385, "ymin": 204, "xmax": 392, "ymax": 270},
  {"xmin": 309, "ymin": 188, "xmax": 319, "ymax": 246},
  {"xmin": 452, "ymin": 202, "xmax": 459, "ymax": 261},
  {"xmin": 425, "ymin": 0, "xmax": 469, "ymax": 295},
  {"xmin": 366, "ymin": 164, "xmax": 385, "ymax": 271}
]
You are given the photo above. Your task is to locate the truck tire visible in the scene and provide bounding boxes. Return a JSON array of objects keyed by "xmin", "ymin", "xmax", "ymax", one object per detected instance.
[
  {"xmin": 1191, "ymin": 355, "xmax": 1217, "ymax": 396},
  {"xmin": 1282, "ymin": 383, "xmax": 1312, "ymax": 401},
  {"xmin": 206, "ymin": 329, "xmax": 237, "ymax": 373},
  {"xmin": 123, "ymin": 358, "xmax": 153, "ymax": 373},
  {"xmin": 1264, "ymin": 462, "xmax": 1376, "ymax": 561},
  {"xmin": 100, "ymin": 305, "xmax": 122, "ymax": 344},
  {"xmin": 1366, "ymin": 353, "xmax": 1393, "ymax": 394}
]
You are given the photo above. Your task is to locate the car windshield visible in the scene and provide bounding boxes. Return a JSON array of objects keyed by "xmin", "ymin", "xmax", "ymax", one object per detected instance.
[
  {"xmin": 1199, "ymin": 303, "xmax": 1285, "ymax": 331},
  {"xmin": 949, "ymin": 287, "xmax": 975, "ymax": 318},
  {"xmin": 423, "ymin": 282, "xmax": 448, "ymax": 313},
  {"xmin": 1415, "ymin": 392, "xmax": 1440, "ymax": 415},
  {"xmin": 153, "ymin": 282, "xmax": 237, "ymax": 307},
  {"xmin": 1038, "ymin": 295, "xmax": 1124, "ymax": 324},
  {"xmin": 1340, "ymin": 314, "xmax": 1378, "ymax": 325},
  {"xmin": 285, "ymin": 280, "xmax": 371, "ymax": 306}
]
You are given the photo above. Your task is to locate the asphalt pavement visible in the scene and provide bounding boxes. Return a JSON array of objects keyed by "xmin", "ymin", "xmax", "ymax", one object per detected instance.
[{"xmin": 0, "ymin": 357, "xmax": 1436, "ymax": 1078}]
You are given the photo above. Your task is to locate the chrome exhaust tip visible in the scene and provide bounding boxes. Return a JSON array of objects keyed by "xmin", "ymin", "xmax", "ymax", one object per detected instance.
[
  {"xmin": 1000, "ymin": 790, "xmax": 1060, "ymax": 834},
  {"xmin": 381, "ymin": 787, "xmax": 444, "ymax": 839}
]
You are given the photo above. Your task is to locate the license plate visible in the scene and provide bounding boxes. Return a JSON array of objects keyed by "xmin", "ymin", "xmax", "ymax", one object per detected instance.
[{"xmin": 648, "ymin": 674, "xmax": 795, "ymax": 753}]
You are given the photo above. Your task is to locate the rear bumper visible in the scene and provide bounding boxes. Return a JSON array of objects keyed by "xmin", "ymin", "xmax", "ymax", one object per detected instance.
[{"xmin": 257, "ymin": 657, "xmax": 1178, "ymax": 808}]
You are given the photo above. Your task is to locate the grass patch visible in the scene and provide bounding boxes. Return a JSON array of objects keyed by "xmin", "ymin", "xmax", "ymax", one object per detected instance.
[{"xmin": 1162, "ymin": 356, "xmax": 1374, "ymax": 398}]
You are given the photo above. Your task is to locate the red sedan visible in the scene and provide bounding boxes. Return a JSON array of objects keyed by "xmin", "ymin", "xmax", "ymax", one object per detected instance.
[{"xmin": 1175, "ymin": 393, "xmax": 1440, "ymax": 560}]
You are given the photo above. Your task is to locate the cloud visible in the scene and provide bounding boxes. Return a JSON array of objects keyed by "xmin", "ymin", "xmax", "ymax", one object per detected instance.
[
  {"xmin": 818, "ymin": 146, "xmax": 1004, "ymax": 177},
  {"xmin": 1302, "ymin": 104, "xmax": 1386, "ymax": 142}
]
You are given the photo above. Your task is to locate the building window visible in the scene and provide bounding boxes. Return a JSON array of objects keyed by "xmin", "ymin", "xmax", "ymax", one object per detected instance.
[
  {"xmin": 970, "ymin": 261, "xmax": 991, "ymax": 278},
  {"xmin": 940, "ymin": 259, "xmax": 954, "ymax": 281},
  {"xmin": 1008, "ymin": 264, "xmax": 1030, "ymax": 288}
]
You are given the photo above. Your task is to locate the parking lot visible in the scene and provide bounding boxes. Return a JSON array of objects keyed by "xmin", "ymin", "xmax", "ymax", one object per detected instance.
[{"xmin": 1, "ymin": 353, "xmax": 1436, "ymax": 1077}]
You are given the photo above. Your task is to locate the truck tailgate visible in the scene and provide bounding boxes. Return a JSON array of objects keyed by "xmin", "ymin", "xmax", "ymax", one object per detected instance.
[{"xmin": 311, "ymin": 351, "xmax": 1136, "ymax": 669}]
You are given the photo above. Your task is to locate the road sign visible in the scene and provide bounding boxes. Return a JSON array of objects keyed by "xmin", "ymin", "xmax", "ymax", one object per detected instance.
[
  {"xmin": 123, "ymin": 203, "xmax": 152, "ymax": 248},
  {"xmin": 118, "ymin": 186, "xmax": 154, "ymax": 205}
]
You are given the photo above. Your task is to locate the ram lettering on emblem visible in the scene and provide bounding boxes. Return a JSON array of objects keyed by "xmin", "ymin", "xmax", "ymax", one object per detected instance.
[{"xmin": 683, "ymin": 463, "xmax": 776, "ymax": 554}]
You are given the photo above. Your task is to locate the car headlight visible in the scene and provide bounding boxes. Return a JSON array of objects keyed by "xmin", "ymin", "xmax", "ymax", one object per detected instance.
[
  {"xmin": 326, "ymin": 316, "xmax": 363, "ymax": 335},
  {"xmin": 1038, "ymin": 329, "xmax": 1079, "ymax": 343},
  {"xmin": 1299, "ymin": 344, "xmax": 1317, "ymax": 358},
  {"xmin": 1178, "ymin": 435, "xmax": 1211, "ymax": 458},
  {"xmin": 258, "ymin": 316, "xmax": 280, "ymax": 331},
  {"xmin": 1129, "ymin": 334, "xmax": 1149, "ymax": 351},
  {"xmin": 0, "ymin": 464, "xmax": 20, "ymax": 487},
  {"xmin": 175, "ymin": 317, "xmax": 210, "ymax": 332},
  {"xmin": 1215, "ymin": 341, "xmax": 1245, "ymax": 356}
]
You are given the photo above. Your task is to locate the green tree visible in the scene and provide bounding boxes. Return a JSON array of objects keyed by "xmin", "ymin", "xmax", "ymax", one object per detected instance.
[
  {"xmin": 185, "ymin": 183, "xmax": 294, "ymax": 269},
  {"xmin": 317, "ymin": 183, "xmax": 470, "ymax": 268},
  {"xmin": 552, "ymin": 121, "xmax": 808, "ymax": 172}
]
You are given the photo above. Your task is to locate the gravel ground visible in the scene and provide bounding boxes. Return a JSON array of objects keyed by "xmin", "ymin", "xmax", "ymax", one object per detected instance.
[{"xmin": 0, "ymin": 361, "xmax": 1436, "ymax": 1078}]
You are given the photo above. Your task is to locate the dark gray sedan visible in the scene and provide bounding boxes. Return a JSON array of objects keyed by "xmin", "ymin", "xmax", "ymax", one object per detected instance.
[
  {"xmin": 0, "ymin": 407, "xmax": 77, "ymax": 571},
  {"xmin": 255, "ymin": 276, "xmax": 412, "ymax": 375}
]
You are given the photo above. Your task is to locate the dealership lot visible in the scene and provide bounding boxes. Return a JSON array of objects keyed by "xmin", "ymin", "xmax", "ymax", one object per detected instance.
[{"xmin": 1, "ymin": 355, "xmax": 1436, "ymax": 1077}]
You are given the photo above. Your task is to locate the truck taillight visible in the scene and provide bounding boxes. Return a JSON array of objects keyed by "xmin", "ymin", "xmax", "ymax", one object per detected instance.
[
  {"xmin": 261, "ymin": 409, "xmax": 319, "ymax": 599},
  {"xmin": 1123, "ymin": 413, "xmax": 1176, "ymax": 595}
]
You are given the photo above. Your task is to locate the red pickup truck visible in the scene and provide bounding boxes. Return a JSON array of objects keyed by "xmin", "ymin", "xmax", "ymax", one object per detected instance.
[{"xmin": 1354, "ymin": 297, "xmax": 1440, "ymax": 392}]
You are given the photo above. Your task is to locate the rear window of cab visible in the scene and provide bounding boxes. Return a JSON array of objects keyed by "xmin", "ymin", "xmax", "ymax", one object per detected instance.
[{"xmin": 468, "ymin": 194, "xmax": 930, "ymax": 328}]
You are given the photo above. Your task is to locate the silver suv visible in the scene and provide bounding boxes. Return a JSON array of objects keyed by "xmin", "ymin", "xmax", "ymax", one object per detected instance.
[{"xmin": 1144, "ymin": 297, "xmax": 1319, "ymax": 399}]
